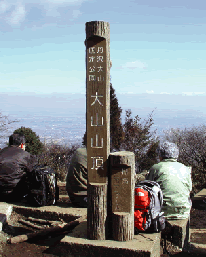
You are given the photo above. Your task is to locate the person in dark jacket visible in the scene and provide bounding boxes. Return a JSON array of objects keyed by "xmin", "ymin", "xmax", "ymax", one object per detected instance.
[
  {"xmin": 66, "ymin": 147, "xmax": 87, "ymax": 207},
  {"xmin": 0, "ymin": 133, "xmax": 37, "ymax": 202}
]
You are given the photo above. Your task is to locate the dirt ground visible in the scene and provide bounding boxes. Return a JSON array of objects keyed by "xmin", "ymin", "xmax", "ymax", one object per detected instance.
[
  {"xmin": 0, "ymin": 198, "xmax": 71, "ymax": 257},
  {"xmin": 0, "ymin": 187, "xmax": 206, "ymax": 257},
  {"xmin": 0, "ymin": 185, "xmax": 73, "ymax": 257}
]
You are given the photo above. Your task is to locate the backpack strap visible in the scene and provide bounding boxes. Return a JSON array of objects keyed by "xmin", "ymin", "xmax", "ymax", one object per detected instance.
[
  {"xmin": 138, "ymin": 180, "xmax": 160, "ymax": 188},
  {"xmin": 138, "ymin": 180, "xmax": 163, "ymax": 207}
]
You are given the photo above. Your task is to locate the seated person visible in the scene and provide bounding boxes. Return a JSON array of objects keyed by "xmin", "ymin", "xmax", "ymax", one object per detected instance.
[
  {"xmin": 146, "ymin": 141, "xmax": 192, "ymax": 220},
  {"xmin": 0, "ymin": 133, "xmax": 37, "ymax": 202},
  {"xmin": 66, "ymin": 147, "xmax": 87, "ymax": 207}
]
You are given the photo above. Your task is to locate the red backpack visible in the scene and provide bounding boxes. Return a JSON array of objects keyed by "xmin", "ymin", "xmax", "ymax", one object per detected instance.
[{"xmin": 134, "ymin": 180, "xmax": 165, "ymax": 233}]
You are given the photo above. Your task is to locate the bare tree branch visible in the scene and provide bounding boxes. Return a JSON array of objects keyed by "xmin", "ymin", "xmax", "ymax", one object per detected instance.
[{"xmin": 0, "ymin": 110, "xmax": 19, "ymax": 140}]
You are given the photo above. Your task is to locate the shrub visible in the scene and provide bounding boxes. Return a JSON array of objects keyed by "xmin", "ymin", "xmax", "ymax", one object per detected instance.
[
  {"xmin": 162, "ymin": 125, "xmax": 206, "ymax": 194},
  {"xmin": 37, "ymin": 142, "xmax": 79, "ymax": 181}
]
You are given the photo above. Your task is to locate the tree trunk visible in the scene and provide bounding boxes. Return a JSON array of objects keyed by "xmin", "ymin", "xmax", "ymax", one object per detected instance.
[
  {"xmin": 8, "ymin": 216, "xmax": 86, "ymax": 244},
  {"xmin": 87, "ymin": 183, "xmax": 107, "ymax": 240},
  {"xmin": 112, "ymin": 212, "xmax": 134, "ymax": 241}
]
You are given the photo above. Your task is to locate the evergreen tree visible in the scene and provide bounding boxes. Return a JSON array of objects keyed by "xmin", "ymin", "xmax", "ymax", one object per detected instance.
[
  {"xmin": 13, "ymin": 126, "xmax": 44, "ymax": 156},
  {"xmin": 110, "ymin": 83, "xmax": 124, "ymax": 151}
]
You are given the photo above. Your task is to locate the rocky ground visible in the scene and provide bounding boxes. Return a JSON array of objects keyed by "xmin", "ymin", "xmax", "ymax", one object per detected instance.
[{"xmin": 0, "ymin": 185, "xmax": 206, "ymax": 257}]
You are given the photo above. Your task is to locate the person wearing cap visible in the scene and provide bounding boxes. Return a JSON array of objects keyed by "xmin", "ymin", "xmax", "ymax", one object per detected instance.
[
  {"xmin": 146, "ymin": 141, "xmax": 192, "ymax": 220},
  {"xmin": 0, "ymin": 133, "xmax": 37, "ymax": 202}
]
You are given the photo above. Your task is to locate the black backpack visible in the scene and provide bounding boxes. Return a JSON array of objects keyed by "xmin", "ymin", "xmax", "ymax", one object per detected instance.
[{"xmin": 26, "ymin": 165, "xmax": 59, "ymax": 207}]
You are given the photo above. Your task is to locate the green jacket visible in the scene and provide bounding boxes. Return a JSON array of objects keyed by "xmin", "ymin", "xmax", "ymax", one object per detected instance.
[
  {"xmin": 66, "ymin": 148, "xmax": 87, "ymax": 198},
  {"xmin": 146, "ymin": 159, "xmax": 192, "ymax": 220}
]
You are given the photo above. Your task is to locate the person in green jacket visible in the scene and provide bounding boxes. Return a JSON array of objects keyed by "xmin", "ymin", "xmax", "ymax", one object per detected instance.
[
  {"xmin": 146, "ymin": 141, "xmax": 192, "ymax": 220},
  {"xmin": 66, "ymin": 147, "xmax": 87, "ymax": 207}
]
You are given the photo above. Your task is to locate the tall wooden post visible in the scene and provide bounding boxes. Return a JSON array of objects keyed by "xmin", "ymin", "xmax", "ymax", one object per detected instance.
[{"xmin": 85, "ymin": 21, "xmax": 110, "ymax": 240}]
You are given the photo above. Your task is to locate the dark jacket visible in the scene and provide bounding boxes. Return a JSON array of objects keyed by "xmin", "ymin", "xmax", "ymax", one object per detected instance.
[
  {"xmin": 0, "ymin": 146, "xmax": 37, "ymax": 194},
  {"xmin": 66, "ymin": 148, "xmax": 87, "ymax": 198}
]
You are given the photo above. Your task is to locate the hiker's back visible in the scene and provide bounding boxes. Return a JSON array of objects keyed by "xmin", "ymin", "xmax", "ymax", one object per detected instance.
[
  {"xmin": 0, "ymin": 145, "xmax": 31, "ymax": 163},
  {"xmin": 148, "ymin": 160, "xmax": 192, "ymax": 218},
  {"xmin": 146, "ymin": 141, "xmax": 192, "ymax": 220},
  {"xmin": 0, "ymin": 146, "xmax": 32, "ymax": 195},
  {"xmin": 0, "ymin": 133, "xmax": 37, "ymax": 201},
  {"xmin": 66, "ymin": 147, "xmax": 87, "ymax": 207}
]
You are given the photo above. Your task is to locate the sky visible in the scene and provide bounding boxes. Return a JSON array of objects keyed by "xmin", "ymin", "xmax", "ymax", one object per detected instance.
[
  {"xmin": 0, "ymin": 0, "xmax": 206, "ymax": 140},
  {"xmin": 0, "ymin": 0, "xmax": 205, "ymax": 96}
]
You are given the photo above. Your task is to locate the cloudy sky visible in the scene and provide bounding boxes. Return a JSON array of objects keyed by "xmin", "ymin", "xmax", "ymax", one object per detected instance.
[{"xmin": 0, "ymin": 0, "xmax": 205, "ymax": 96}]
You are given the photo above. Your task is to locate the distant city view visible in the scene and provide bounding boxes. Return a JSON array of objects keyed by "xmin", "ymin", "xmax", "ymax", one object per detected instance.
[{"xmin": 1, "ymin": 93, "xmax": 206, "ymax": 149}]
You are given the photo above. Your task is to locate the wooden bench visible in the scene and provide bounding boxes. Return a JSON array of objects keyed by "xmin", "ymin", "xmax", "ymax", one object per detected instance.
[
  {"xmin": 161, "ymin": 217, "xmax": 190, "ymax": 252},
  {"xmin": 191, "ymin": 188, "xmax": 206, "ymax": 209}
]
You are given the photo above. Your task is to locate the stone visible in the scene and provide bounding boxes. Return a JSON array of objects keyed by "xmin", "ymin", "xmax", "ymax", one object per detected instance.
[
  {"xmin": 163, "ymin": 218, "xmax": 190, "ymax": 252},
  {"xmin": 0, "ymin": 202, "xmax": 13, "ymax": 231},
  {"xmin": 51, "ymin": 220, "xmax": 161, "ymax": 257}
]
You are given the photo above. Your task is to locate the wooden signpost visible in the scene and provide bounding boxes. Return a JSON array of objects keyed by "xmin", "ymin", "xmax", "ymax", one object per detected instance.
[
  {"xmin": 109, "ymin": 151, "xmax": 135, "ymax": 241},
  {"xmin": 85, "ymin": 21, "xmax": 134, "ymax": 242},
  {"xmin": 85, "ymin": 21, "xmax": 110, "ymax": 240},
  {"xmin": 111, "ymin": 165, "xmax": 132, "ymax": 213}
]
